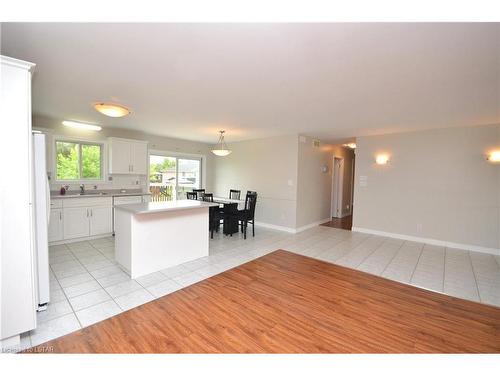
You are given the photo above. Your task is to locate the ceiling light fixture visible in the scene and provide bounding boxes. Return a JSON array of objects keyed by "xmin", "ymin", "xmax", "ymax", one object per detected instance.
[
  {"xmin": 94, "ymin": 102, "xmax": 131, "ymax": 117},
  {"xmin": 62, "ymin": 120, "xmax": 102, "ymax": 131},
  {"xmin": 211, "ymin": 130, "xmax": 232, "ymax": 157},
  {"xmin": 343, "ymin": 143, "xmax": 357, "ymax": 149}
]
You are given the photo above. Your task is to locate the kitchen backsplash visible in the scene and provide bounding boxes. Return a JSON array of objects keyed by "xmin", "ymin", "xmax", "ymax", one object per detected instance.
[{"xmin": 49, "ymin": 174, "xmax": 148, "ymax": 194}]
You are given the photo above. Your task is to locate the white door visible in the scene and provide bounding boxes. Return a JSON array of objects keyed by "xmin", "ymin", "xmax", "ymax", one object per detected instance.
[
  {"xmin": 89, "ymin": 206, "xmax": 113, "ymax": 236},
  {"xmin": 109, "ymin": 139, "xmax": 132, "ymax": 174},
  {"xmin": 130, "ymin": 142, "xmax": 148, "ymax": 174},
  {"xmin": 48, "ymin": 209, "xmax": 63, "ymax": 242},
  {"xmin": 63, "ymin": 207, "xmax": 89, "ymax": 239}
]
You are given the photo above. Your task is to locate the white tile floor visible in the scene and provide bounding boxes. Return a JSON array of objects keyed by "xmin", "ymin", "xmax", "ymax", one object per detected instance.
[{"xmin": 18, "ymin": 225, "xmax": 500, "ymax": 351}]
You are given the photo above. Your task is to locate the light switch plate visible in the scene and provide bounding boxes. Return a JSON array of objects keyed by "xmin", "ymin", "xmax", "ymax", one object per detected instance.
[{"xmin": 359, "ymin": 175, "xmax": 368, "ymax": 187}]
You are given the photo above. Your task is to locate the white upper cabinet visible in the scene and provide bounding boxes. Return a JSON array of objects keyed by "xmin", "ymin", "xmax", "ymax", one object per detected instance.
[
  {"xmin": 108, "ymin": 137, "xmax": 148, "ymax": 175},
  {"xmin": 130, "ymin": 142, "xmax": 148, "ymax": 175},
  {"xmin": 108, "ymin": 138, "xmax": 131, "ymax": 174}
]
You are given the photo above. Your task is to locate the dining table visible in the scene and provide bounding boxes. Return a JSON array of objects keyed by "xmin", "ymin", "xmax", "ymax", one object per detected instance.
[{"xmin": 212, "ymin": 196, "xmax": 246, "ymax": 235}]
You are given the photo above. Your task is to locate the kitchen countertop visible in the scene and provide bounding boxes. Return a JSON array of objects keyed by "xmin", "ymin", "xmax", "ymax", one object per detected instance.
[
  {"xmin": 51, "ymin": 189, "xmax": 150, "ymax": 199},
  {"xmin": 114, "ymin": 200, "xmax": 219, "ymax": 214}
]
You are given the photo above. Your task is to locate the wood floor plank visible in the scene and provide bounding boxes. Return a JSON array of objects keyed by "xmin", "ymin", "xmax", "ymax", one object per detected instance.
[{"xmin": 27, "ymin": 250, "xmax": 500, "ymax": 353}]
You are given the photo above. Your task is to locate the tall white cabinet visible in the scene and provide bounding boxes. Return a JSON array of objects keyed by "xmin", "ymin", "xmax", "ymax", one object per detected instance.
[{"xmin": 0, "ymin": 56, "xmax": 37, "ymax": 348}]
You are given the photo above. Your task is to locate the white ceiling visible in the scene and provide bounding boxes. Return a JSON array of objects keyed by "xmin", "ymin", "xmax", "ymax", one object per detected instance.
[{"xmin": 1, "ymin": 23, "xmax": 499, "ymax": 144}]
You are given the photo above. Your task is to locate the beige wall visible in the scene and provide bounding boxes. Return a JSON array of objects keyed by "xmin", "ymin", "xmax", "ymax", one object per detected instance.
[
  {"xmin": 353, "ymin": 124, "xmax": 500, "ymax": 250},
  {"xmin": 212, "ymin": 135, "xmax": 299, "ymax": 229},
  {"xmin": 213, "ymin": 134, "xmax": 355, "ymax": 231},
  {"xmin": 33, "ymin": 115, "xmax": 215, "ymax": 192}
]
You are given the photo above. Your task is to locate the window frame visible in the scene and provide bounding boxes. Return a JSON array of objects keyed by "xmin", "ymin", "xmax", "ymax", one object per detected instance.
[
  {"xmin": 53, "ymin": 137, "xmax": 105, "ymax": 183},
  {"xmin": 148, "ymin": 149, "xmax": 205, "ymax": 201}
]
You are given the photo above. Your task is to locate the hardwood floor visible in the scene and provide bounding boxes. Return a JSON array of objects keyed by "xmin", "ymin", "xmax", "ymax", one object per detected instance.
[
  {"xmin": 321, "ymin": 215, "xmax": 352, "ymax": 230},
  {"xmin": 29, "ymin": 250, "xmax": 500, "ymax": 353}
]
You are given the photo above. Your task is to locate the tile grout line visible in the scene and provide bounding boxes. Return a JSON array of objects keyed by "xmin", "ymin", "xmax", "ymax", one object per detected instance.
[
  {"xmin": 408, "ymin": 243, "xmax": 425, "ymax": 284},
  {"xmin": 374, "ymin": 240, "xmax": 406, "ymax": 277},
  {"xmin": 31, "ymin": 243, "xmax": 82, "ymax": 348},
  {"xmin": 467, "ymin": 250, "xmax": 483, "ymax": 303},
  {"xmin": 352, "ymin": 237, "xmax": 392, "ymax": 269}
]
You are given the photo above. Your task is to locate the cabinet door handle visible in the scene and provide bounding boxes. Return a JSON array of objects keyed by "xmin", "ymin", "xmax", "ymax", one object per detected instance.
[
  {"xmin": 59, "ymin": 211, "xmax": 62, "ymax": 220},
  {"xmin": 86, "ymin": 209, "xmax": 89, "ymax": 217},
  {"xmin": 90, "ymin": 209, "xmax": 93, "ymax": 217}
]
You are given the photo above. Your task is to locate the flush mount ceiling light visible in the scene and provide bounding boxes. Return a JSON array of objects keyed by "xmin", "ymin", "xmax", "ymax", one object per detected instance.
[
  {"xmin": 93, "ymin": 102, "xmax": 131, "ymax": 117},
  {"xmin": 343, "ymin": 143, "xmax": 357, "ymax": 149},
  {"xmin": 62, "ymin": 120, "xmax": 102, "ymax": 131},
  {"xmin": 211, "ymin": 130, "xmax": 232, "ymax": 157}
]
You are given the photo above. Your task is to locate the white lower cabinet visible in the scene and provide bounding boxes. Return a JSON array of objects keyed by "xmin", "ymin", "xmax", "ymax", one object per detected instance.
[
  {"xmin": 89, "ymin": 206, "xmax": 113, "ymax": 236},
  {"xmin": 48, "ymin": 209, "xmax": 64, "ymax": 242},
  {"xmin": 50, "ymin": 197, "xmax": 113, "ymax": 243},
  {"xmin": 63, "ymin": 207, "xmax": 90, "ymax": 240}
]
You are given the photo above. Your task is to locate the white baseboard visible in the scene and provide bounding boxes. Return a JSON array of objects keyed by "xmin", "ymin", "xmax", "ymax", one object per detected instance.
[
  {"xmin": 352, "ymin": 227, "xmax": 500, "ymax": 256},
  {"xmin": 295, "ymin": 218, "xmax": 332, "ymax": 233},
  {"xmin": 255, "ymin": 218, "xmax": 331, "ymax": 234},
  {"xmin": 254, "ymin": 221, "xmax": 296, "ymax": 233},
  {"xmin": 49, "ymin": 233, "xmax": 113, "ymax": 246}
]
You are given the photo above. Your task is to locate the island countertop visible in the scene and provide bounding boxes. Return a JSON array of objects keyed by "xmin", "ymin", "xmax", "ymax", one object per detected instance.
[{"xmin": 114, "ymin": 200, "xmax": 220, "ymax": 214}]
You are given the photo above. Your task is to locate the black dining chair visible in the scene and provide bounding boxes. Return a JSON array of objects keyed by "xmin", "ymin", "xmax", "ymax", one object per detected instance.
[
  {"xmin": 208, "ymin": 204, "xmax": 222, "ymax": 239},
  {"xmin": 193, "ymin": 189, "xmax": 205, "ymax": 199},
  {"xmin": 227, "ymin": 192, "xmax": 257, "ymax": 239},
  {"xmin": 229, "ymin": 189, "xmax": 241, "ymax": 200},
  {"xmin": 186, "ymin": 192, "xmax": 197, "ymax": 200},
  {"xmin": 202, "ymin": 193, "xmax": 214, "ymax": 202}
]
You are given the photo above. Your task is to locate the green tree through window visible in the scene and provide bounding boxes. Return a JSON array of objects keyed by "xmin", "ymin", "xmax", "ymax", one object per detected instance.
[{"xmin": 56, "ymin": 141, "xmax": 102, "ymax": 180}]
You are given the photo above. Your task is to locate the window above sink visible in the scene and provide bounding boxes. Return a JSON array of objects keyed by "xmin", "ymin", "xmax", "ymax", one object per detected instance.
[{"xmin": 54, "ymin": 139, "xmax": 104, "ymax": 182}]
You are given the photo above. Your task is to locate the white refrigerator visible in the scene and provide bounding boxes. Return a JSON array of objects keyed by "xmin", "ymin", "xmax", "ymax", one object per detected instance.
[{"xmin": 33, "ymin": 132, "xmax": 50, "ymax": 311}]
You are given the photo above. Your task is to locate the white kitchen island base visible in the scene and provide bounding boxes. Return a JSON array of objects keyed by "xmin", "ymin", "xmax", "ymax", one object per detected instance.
[{"xmin": 114, "ymin": 200, "xmax": 218, "ymax": 279}]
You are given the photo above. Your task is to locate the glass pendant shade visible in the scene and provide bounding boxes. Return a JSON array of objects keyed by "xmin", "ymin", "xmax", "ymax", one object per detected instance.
[{"xmin": 211, "ymin": 130, "xmax": 232, "ymax": 156}]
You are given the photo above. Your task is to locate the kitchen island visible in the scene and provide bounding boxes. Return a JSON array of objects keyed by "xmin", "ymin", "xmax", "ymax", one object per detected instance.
[{"xmin": 114, "ymin": 200, "xmax": 219, "ymax": 278}]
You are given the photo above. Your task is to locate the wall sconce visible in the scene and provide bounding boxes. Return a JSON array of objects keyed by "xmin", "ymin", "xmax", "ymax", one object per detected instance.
[
  {"xmin": 375, "ymin": 154, "xmax": 390, "ymax": 165},
  {"xmin": 321, "ymin": 165, "xmax": 329, "ymax": 173},
  {"xmin": 486, "ymin": 151, "xmax": 500, "ymax": 163}
]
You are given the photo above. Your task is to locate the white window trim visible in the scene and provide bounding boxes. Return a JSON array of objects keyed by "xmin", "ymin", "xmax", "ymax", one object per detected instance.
[
  {"xmin": 148, "ymin": 149, "xmax": 206, "ymax": 191},
  {"xmin": 53, "ymin": 135, "xmax": 107, "ymax": 184}
]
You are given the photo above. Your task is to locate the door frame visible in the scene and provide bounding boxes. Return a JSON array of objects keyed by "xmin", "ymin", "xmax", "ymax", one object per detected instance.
[{"xmin": 331, "ymin": 156, "xmax": 344, "ymax": 218}]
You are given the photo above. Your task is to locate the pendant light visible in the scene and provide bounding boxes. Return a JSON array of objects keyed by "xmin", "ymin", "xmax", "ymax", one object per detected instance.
[{"xmin": 211, "ymin": 130, "xmax": 232, "ymax": 156}]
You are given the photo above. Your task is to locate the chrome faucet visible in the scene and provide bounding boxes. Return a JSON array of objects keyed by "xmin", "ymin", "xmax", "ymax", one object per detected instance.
[{"xmin": 80, "ymin": 184, "xmax": 85, "ymax": 194}]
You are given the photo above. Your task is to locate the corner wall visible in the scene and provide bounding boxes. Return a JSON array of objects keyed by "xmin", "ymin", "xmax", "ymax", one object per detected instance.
[
  {"xmin": 353, "ymin": 124, "xmax": 500, "ymax": 252},
  {"xmin": 212, "ymin": 134, "xmax": 299, "ymax": 230}
]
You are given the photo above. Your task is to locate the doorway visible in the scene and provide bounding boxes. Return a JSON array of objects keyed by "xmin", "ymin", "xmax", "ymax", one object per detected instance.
[{"xmin": 323, "ymin": 150, "xmax": 355, "ymax": 231}]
